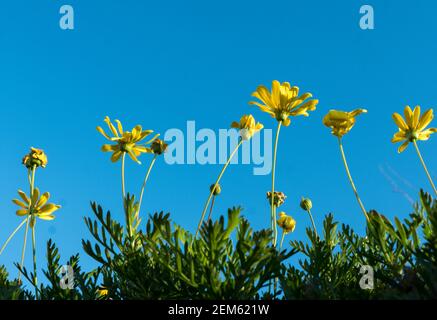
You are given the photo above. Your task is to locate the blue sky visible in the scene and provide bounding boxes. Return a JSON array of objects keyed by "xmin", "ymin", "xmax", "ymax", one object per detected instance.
[{"xmin": 0, "ymin": 0, "xmax": 436, "ymax": 279}]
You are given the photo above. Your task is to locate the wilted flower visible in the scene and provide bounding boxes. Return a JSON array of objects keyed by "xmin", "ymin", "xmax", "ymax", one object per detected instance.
[
  {"xmin": 231, "ymin": 114, "xmax": 263, "ymax": 140},
  {"xmin": 13, "ymin": 188, "xmax": 61, "ymax": 227},
  {"xmin": 267, "ymin": 191, "xmax": 287, "ymax": 208},
  {"xmin": 250, "ymin": 80, "xmax": 318, "ymax": 126},
  {"xmin": 323, "ymin": 109, "xmax": 367, "ymax": 137},
  {"xmin": 151, "ymin": 138, "xmax": 168, "ymax": 155},
  {"xmin": 97, "ymin": 116, "xmax": 156, "ymax": 164},
  {"xmin": 300, "ymin": 197, "xmax": 312, "ymax": 211},
  {"xmin": 277, "ymin": 212, "xmax": 296, "ymax": 234},
  {"xmin": 22, "ymin": 147, "xmax": 48, "ymax": 169},
  {"xmin": 210, "ymin": 183, "xmax": 221, "ymax": 196},
  {"xmin": 391, "ymin": 106, "xmax": 437, "ymax": 153}
]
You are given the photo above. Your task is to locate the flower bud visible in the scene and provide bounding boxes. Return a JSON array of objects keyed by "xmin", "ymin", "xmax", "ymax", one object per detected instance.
[
  {"xmin": 300, "ymin": 197, "xmax": 312, "ymax": 211},
  {"xmin": 267, "ymin": 191, "xmax": 287, "ymax": 208},
  {"xmin": 210, "ymin": 183, "xmax": 221, "ymax": 196},
  {"xmin": 22, "ymin": 147, "xmax": 48, "ymax": 169},
  {"xmin": 277, "ymin": 212, "xmax": 296, "ymax": 234}
]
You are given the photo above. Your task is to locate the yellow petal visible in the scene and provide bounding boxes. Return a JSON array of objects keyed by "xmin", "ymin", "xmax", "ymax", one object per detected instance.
[
  {"xmin": 111, "ymin": 151, "xmax": 123, "ymax": 162},
  {"xmin": 412, "ymin": 106, "xmax": 421, "ymax": 129},
  {"xmin": 417, "ymin": 109, "xmax": 434, "ymax": 132},
  {"xmin": 398, "ymin": 141, "xmax": 409, "ymax": 153},
  {"xmin": 115, "ymin": 119, "xmax": 123, "ymax": 135},
  {"xmin": 404, "ymin": 106, "xmax": 413, "ymax": 128},
  {"xmin": 391, "ymin": 131, "xmax": 406, "ymax": 143},
  {"xmin": 12, "ymin": 199, "xmax": 28, "ymax": 209},
  {"xmin": 17, "ymin": 190, "xmax": 30, "ymax": 204},
  {"xmin": 231, "ymin": 121, "xmax": 240, "ymax": 129},
  {"xmin": 96, "ymin": 126, "xmax": 112, "ymax": 140},
  {"xmin": 16, "ymin": 209, "xmax": 29, "ymax": 216},
  {"xmin": 38, "ymin": 204, "xmax": 61, "ymax": 215},
  {"xmin": 127, "ymin": 150, "xmax": 141, "ymax": 164},
  {"xmin": 101, "ymin": 144, "xmax": 117, "ymax": 152},
  {"xmin": 31, "ymin": 188, "xmax": 40, "ymax": 205},
  {"xmin": 104, "ymin": 117, "xmax": 119, "ymax": 137},
  {"xmin": 37, "ymin": 192, "xmax": 50, "ymax": 208},
  {"xmin": 38, "ymin": 215, "xmax": 55, "ymax": 221},
  {"xmin": 392, "ymin": 113, "xmax": 408, "ymax": 131}
]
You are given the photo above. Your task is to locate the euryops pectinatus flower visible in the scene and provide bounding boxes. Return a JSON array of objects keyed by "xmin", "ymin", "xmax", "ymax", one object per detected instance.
[
  {"xmin": 391, "ymin": 106, "xmax": 437, "ymax": 153},
  {"xmin": 392, "ymin": 106, "xmax": 437, "ymax": 195},
  {"xmin": 97, "ymin": 116, "xmax": 156, "ymax": 164},
  {"xmin": 250, "ymin": 80, "xmax": 318, "ymax": 248},
  {"xmin": 277, "ymin": 212, "xmax": 296, "ymax": 234},
  {"xmin": 250, "ymin": 80, "xmax": 318, "ymax": 126},
  {"xmin": 13, "ymin": 189, "xmax": 61, "ymax": 227},
  {"xmin": 22, "ymin": 147, "xmax": 48, "ymax": 169},
  {"xmin": 323, "ymin": 109, "xmax": 367, "ymax": 137},
  {"xmin": 231, "ymin": 114, "xmax": 264, "ymax": 140},
  {"xmin": 323, "ymin": 109, "xmax": 369, "ymax": 221}
]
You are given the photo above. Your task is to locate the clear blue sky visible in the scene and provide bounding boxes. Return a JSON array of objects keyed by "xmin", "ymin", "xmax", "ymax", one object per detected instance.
[{"xmin": 0, "ymin": 0, "xmax": 436, "ymax": 277}]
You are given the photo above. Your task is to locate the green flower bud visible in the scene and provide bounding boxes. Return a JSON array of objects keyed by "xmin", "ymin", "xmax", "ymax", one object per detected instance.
[
  {"xmin": 210, "ymin": 184, "xmax": 221, "ymax": 196},
  {"xmin": 300, "ymin": 197, "xmax": 312, "ymax": 211}
]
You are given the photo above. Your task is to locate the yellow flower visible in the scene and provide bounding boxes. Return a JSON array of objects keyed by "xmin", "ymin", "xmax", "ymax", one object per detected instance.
[
  {"xmin": 97, "ymin": 116, "xmax": 157, "ymax": 164},
  {"xmin": 97, "ymin": 287, "xmax": 109, "ymax": 297},
  {"xmin": 323, "ymin": 109, "xmax": 367, "ymax": 137},
  {"xmin": 391, "ymin": 106, "xmax": 437, "ymax": 153},
  {"xmin": 231, "ymin": 114, "xmax": 263, "ymax": 140},
  {"xmin": 13, "ymin": 188, "xmax": 61, "ymax": 227},
  {"xmin": 250, "ymin": 80, "xmax": 318, "ymax": 126},
  {"xmin": 22, "ymin": 147, "xmax": 48, "ymax": 169},
  {"xmin": 277, "ymin": 212, "xmax": 296, "ymax": 234}
]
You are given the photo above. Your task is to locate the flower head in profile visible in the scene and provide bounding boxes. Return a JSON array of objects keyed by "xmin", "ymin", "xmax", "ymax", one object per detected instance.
[
  {"xmin": 231, "ymin": 114, "xmax": 263, "ymax": 140},
  {"xmin": 277, "ymin": 212, "xmax": 296, "ymax": 234},
  {"xmin": 97, "ymin": 116, "xmax": 157, "ymax": 164},
  {"xmin": 267, "ymin": 191, "xmax": 287, "ymax": 208},
  {"xmin": 13, "ymin": 188, "xmax": 61, "ymax": 227},
  {"xmin": 250, "ymin": 80, "xmax": 318, "ymax": 126},
  {"xmin": 22, "ymin": 147, "xmax": 48, "ymax": 169},
  {"xmin": 391, "ymin": 106, "xmax": 437, "ymax": 153},
  {"xmin": 323, "ymin": 109, "xmax": 367, "ymax": 137},
  {"xmin": 151, "ymin": 138, "xmax": 168, "ymax": 155}
]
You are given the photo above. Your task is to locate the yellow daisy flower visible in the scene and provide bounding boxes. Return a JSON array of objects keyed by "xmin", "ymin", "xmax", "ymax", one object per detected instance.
[
  {"xmin": 231, "ymin": 114, "xmax": 264, "ymax": 140},
  {"xmin": 250, "ymin": 80, "xmax": 318, "ymax": 126},
  {"xmin": 97, "ymin": 116, "xmax": 157, "ymax": 164},
  {"xmin": 277, "ymin": 212, "xmax": 296, "ymax": 234},
  {"xmin": 391, "ymin": 106, "xmax": 437, "ymax": 153},
  {"xmin": 13, "ymin": 188, "xmax": 61, "ymax": 227},
  {"xmin": 323, "ymin": 109, "xmax": 367, "ymax": 137}
]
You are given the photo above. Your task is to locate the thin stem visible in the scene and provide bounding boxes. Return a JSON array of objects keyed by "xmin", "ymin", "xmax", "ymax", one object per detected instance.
[
  {"xmin": 271, "ymin": 122, "xmax": 282, "ymax": 247},
  {"xmin": 31, "ymin": 224, "xmax": 38, "ymax": 299},
  {"xmin": 413, "ymin": 140, "xmax": 437, "ymax": 196},
  {"xmin": 206, "ymin": 196, "xmax": 216, "ymax": 224},
  {"xmin": 19, "ymin": 165, "xmax": 36, "ymax": 282},
  {"xmin": 307, "ymin": 209, "xmax": 318, "ymax": 238},
  {"xmin": 195, "ymin": 139, "xmax": 243, "ymax": 239},
  {"xmin": 137, "ymin": 155, "xmax": 158, "ymax": 215},
  {"xmin": 121, "ymin": 153, "xmax": 126, "ymax": 201},
  {"xmin": 337, "ymin": 137, "xmax": 369, "ymax": 221},
  {"xmin": 280, "ymin": 231, "xmax": 286, "ymax": 250},
  {"xmin": 0, "ymin": 218, "xmax": 28, "ymax": 256}
]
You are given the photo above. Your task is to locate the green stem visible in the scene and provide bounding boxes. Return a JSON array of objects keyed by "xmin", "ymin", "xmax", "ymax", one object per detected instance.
[
  {"xmin": 337, "ymin": 137, "xmax": 369, "ymax": 221},
  {"xmin": 31, "ymin": 224, "xmax": 38, "ymax": 299},
  {"xmin": 280, "ymin": 231, "xmax": 286, "ymax": 250},
  {"xmin": 137, "ymin": 155, "xmax": 158, "ymax": 215},
  {"xmin": 121, "ymin": 153, "xmax": 126, "ymax": 201},
  {"xmin": 19, "ymin": 165, "xmax": 36, "ymax": 282},
  {"xmin": 206, "ymin": 196, "xmax": 216, "ymax": 224},
  {"xmin": 0, "ymin": 218, "xmax": 28, "ymax": 256},
  {"xmin": 195, "ymin": 139, "xmax": 243, "ymax": 239},
  {"xmin": 307, "ymin": 209, "xmax": 318, "ymax": 238},
  {"xmin": 271, "ymin": 122, "xmax": 282, "ymax": 247},
  {"xmin": 413, "ymin": 140, "xmax": 437, "ymax": 196}
]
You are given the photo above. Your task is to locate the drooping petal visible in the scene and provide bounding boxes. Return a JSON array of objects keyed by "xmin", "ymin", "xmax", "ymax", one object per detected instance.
[
  {"xmin": 398, "ymin": 141, "xmax": 409, "ymax": 153},
  {"xmin": 101, "ymin": 144, "xmax": 117, "ymax": 152},
  {"xmin": 391, "ymin": 131, "xmax": 406, "ymax": 143},
  {"xmin": 16, "ymin": 209, "xmax": 29, "ymax": 216},
  {"xmin": 38, "ymin": 203, "xmax": 61, "ymax": 215},
  {"xmin": 111, "ymin": 151, "xmax": 123, "ymax": 162},
  {"xmin": 37, "ymin": 192, "xmax": 50, "ymax": 208},
  {"xmin": 38, "ymin": 215, "xmax": 55, "ymax": 221}
]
